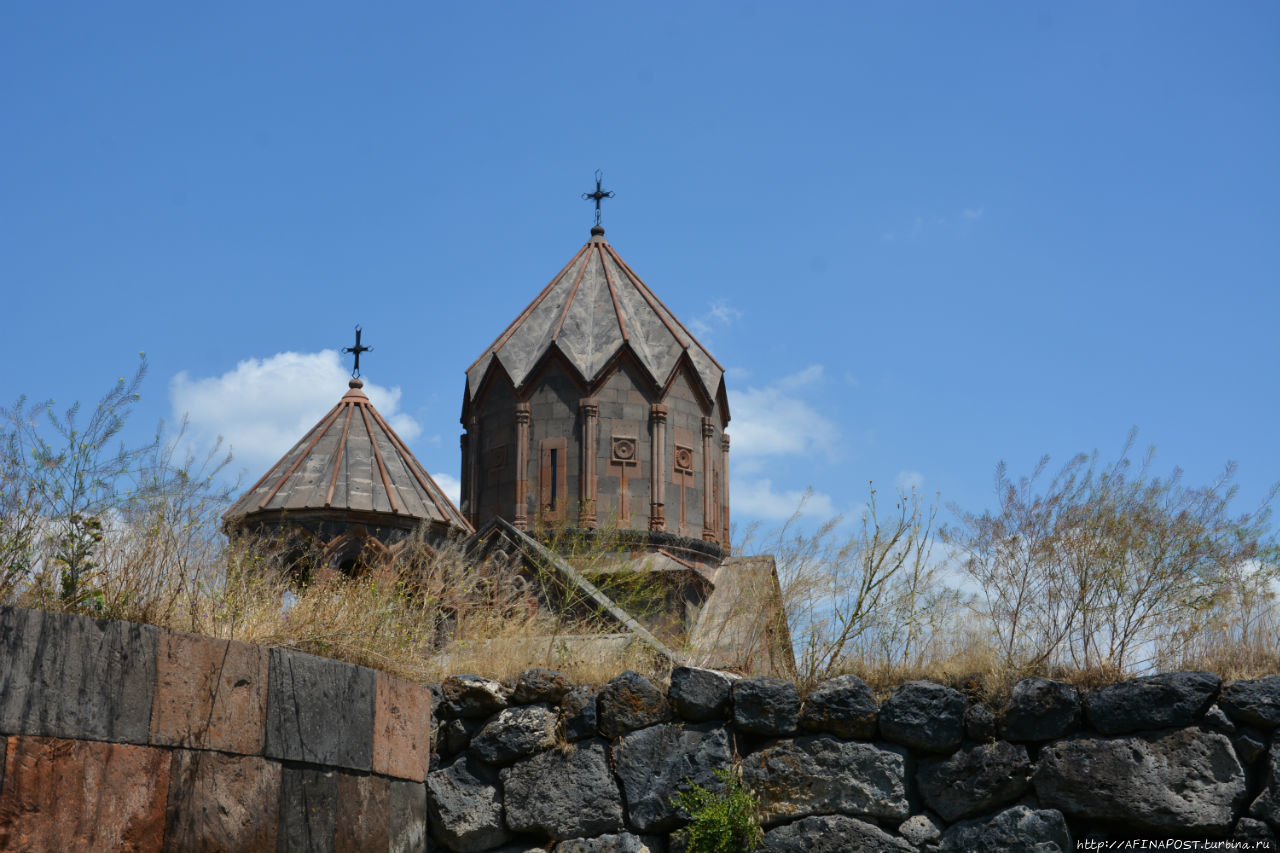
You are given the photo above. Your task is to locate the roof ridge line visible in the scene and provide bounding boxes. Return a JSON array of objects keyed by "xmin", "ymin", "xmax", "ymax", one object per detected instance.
[
  {"xmin": 257, "ymin": 401, "xmax": 346, "ymax": 511},
  {"xmin": 360, "ymin": 402, "xmax": 400, "ymax": 515},
  {"xmin": 324, "ymin": 402, "xmax": 356, "ymax": 508},
  {"xmin": 465, "ymin": 242, "xmax": 593, "ymax": 375},
  {"xmin": 606, "ymin": 244, "xmax": 727, "ymax": 373},
  {"xmin": 601, "ymin": 243, "xmax": 688, "ymax": 349},
  {"xmin": 550, "ymin": 241, "xmax": 593, "ymax": 343},
  {"xmin": 369, "ymin": 402, "xmax": 472, "ymax": 530},
  {"xmin": 598, "ymin": 242, "xmax": 629, "ymax": 343}
]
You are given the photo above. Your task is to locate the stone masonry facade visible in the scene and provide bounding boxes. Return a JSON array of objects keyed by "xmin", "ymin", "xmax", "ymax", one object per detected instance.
[{"xmin": 0, "ymin": 606, "xmax": 430, "ymax": 851}]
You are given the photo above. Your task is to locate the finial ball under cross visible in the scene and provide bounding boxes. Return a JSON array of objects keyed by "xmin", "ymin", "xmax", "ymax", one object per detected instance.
[
  {"xmin": 343, "ymin": 325, "xmax": 372, "ymax": 378},
  {"xmin": 581, "ymin": 169, "xmax": 614, "ymax": 228}
]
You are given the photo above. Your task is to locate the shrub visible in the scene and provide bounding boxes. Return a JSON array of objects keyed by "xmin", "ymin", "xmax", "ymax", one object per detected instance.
[{"xmin": 671, "ymin": 768, "xmax": 763, "ymax": 853}]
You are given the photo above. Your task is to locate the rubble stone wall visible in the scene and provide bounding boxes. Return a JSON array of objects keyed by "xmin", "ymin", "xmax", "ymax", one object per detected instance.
[
  {"xmin": 0, "ymin": 605, "xmax": 430, "ymax": 851},
  {"xmin": 431, "ymin": 667, "xmax": 1280, "ymax": 851}
]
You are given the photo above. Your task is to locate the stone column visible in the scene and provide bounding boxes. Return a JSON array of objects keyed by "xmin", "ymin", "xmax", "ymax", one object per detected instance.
[
  {"xmin": 579, "ymin": 398, "xmax": 598, "ymax": 528},
  {"xmin": 721, "ymin": 434, "xmax": 731, "ymax": 545},
  {"xmin": 459, "ymin": 431, "xmax": 471, "ymax": 524},
  {"xmin": 648, "ymin": 404, "xmax": 667, "ymax": 532},
  {"xmin": 701, "ymin": 417, "xmax": 717, "ymax": 542},
  {"xmin": 514, "ymin": 402, "xmax": 531, "ymax": 531},
  {"xmin": 464, "ymin": 417, "xmax": 480, "ymax": 527}
]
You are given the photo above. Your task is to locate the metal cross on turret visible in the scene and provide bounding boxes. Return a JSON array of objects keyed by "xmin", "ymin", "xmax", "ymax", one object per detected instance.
[
  {"xmin": 581, "ymin": 170, "xmax": 614, "ymax": 227},
  {"xmin": 342, "ymin": 325, "xmax": 372, "ymax": 377}
]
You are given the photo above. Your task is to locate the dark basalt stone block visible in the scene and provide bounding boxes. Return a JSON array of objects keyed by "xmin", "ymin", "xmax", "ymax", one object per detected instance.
[
  {"xmin": 732, "ymin": 676, "xmax": 800, "ymax": 737},
  {"xmin": 1222, "ymin": 676, "xmax": 1280, "ymax": 729},
  {"xmin": 1085, "ymin": 671, "xmax": 1220, "ymax": 734},
  {"xmin": 1001, "ymin": 678, "xmax": 1080, "ymax": 743},
  {"xmin": 597, "ymin": 671, "xmax": 671, "ymax": 739},
  {"xmin": 799, "ymin": 674, "xmax": 878, "ymax": 739},
  {"xmin": 265, "ymin": 647, "xmax": 375, "ymax": 771},
  {"xmin": 0, "ymin": 606, "xmax": 159, "ymax": 744},
  {"xmin": 512, "ymin": 668, "xmax": 572, "ymax": 705},
  {"xmin": 668, "ymin": 666, "xmax": 734, "ymax": 722},
  {"xmin": 879, "ymin": 680, "xmax": 966, "ymax": 753}
]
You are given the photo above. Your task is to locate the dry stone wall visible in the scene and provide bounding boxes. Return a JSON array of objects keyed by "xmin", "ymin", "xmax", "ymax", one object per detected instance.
[
  {"xmin": 0, "ymin": 605, "xmax": 430, "ymax": 851},
  {"xmin": 431, "ymin": 668, "xmax": 1280, "ymax": 852}
]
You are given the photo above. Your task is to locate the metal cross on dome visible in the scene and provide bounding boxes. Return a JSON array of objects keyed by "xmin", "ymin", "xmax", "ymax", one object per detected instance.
[
  {"xmin": 342, "ymin": 325, "xmax": 372, "ymax": 378},
  {"xmin": 581, "ymin": 170, "xmax": 614, "ymax": 227}
]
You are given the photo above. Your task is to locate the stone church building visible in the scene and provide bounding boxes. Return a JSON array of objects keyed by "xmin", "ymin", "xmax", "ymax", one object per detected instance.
[{"xmin": 224, "ymin": 215, "xmax": 793, "ymax": 676}]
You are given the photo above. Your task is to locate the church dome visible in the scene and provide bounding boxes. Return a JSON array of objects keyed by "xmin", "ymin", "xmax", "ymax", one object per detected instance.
[
  {"xmin": 461, "ymin": 227, "xmax": 731, "ymax": 549},
  {"xmin": 466, "ymin": 227, "xmax": 725, "ymax": 406},
  {"xmin": 225, "ymin": 378, "xmax": 470, "ymax": 535}
]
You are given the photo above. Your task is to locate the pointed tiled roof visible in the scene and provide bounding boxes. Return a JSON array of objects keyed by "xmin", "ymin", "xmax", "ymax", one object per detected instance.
[
  {"xmin": 466, "ymin": 227, "xmax": 725, "ymax": 404},
  {"xmin": 224, "ymin": 379, "xmax": 471, "ymax": 531}
]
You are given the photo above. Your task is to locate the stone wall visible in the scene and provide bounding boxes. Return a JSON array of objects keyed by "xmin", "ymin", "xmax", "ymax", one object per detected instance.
[
  {"xmin": 2, "ymin": 604, "xmax": 1277, "ymax": 851},
  {"xmin": 430, "ymin": 668, "xmax": 1280, "ymax": 852},
  {"xmin": 0, "ymin": 606, "xmax": 430, "ymax": 851}
]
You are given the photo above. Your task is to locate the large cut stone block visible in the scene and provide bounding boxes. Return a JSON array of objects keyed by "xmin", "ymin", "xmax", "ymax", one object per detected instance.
[
  {"xmin": 1035, "ymin": 728, "xmax": 1246, "ymax": 835},
  {"xmin": 761, "ymin": 814, "xmax": 914, "ymax": 852},
  {"xmin": 613, "ymin": 722, "xmax": 733, "ymax": 832},
  {"xmin": 0, "ymin": 606, "xmax": 159, "ymax": 743},
  {"xmin": 374, "ymin": 673, "xmax": 432, "ymax": 781},
  {"xmin": 427, "ymin": 755, "xmax": 509, "ymax": 852},
  {"xmin": 741, "ymin": 734, "xmax": 910, "ymax": 827},
  {"xmin": 389, "ymin": 780, "xmax": 428, "ymax": 853},
  {"xmin": 163, "ymin": 749, "xmax": 280, "ymax": 851},
  {"xmin": 939, "ymin": 805, "xmax": 1071, "ymax": 852},
  {"xmin": 265, "ymin": 647, "xmax": 375, "ymax": 771},
  {"xmin": 501, "ymin": 739, "xmax": 624, "ymax": 840},
  {"xmin": 335, "ymin": 772, "xmax": 390, "ymax": 852},
  {"xmin": 0, "ymin": 735, "xmax": 170, "ymax": 851},
  {"xmin": 150, "ymin": 631, "xmax": 268, "ymax": 754},
  {"xmin": 278, "ymin": 765, "xmax": 339, "ymax": 853}
]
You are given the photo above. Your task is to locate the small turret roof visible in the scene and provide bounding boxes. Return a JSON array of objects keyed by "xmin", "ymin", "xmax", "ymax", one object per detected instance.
[
  {"xmin": 467, "ymin": 228, "xmax": 725, "ymax": 404},
  {"xmin": 224, "ymin": 379, "xmax": 471, "ymax": 531}
]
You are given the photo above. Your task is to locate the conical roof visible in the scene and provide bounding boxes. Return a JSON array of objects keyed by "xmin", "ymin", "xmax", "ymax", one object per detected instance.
[
  {"xmin": 466, "ymin": 227, "xmax": 725, "ymax": 404},
  {"xmin": 224, "ymin": 379, "xmax": 471, "ymax": 531}
]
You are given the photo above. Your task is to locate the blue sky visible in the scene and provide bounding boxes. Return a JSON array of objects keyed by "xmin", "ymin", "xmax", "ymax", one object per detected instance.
[{"xmin": 3, "ymin": 2, "xmax": 1277, "ymax": 534}]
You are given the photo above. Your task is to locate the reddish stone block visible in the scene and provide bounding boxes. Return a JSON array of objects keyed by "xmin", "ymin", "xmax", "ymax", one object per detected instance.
[
  {"xmin": 149, "ymin": 631, "xmax": 268, "ymax": 755},
  {"xmin": 162, "ymin": 750, "xmax": 280, "ymax": 852},
  {"xmin": 335, "ymin": 772, "xmax": 389, "ymax": 853},
  {"xmin": 372, "ymin": 673, "xmax": 432, "ymax": 781},
  {"xmin": 0, "ymin": 736, "xmax": 170, "ymax": 851}
]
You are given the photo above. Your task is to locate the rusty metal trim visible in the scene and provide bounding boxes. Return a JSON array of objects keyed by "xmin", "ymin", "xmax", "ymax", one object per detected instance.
[
  {"xmin": 465, "ymin": 242, "xmax": 593, "ymax": 374},
  {"xmin": 361, "ymin": 401, "xmax": 400, "ymax": 515},
  {"xmin": 325, "ymin": 402, "xmax": 355, "ymax": 508},
  {"xmin": 598, "ymin": 242, "xmax": 629, "ymax": 342},
  {"xmin": 257, "ymin": 402, "xmax": 345, "ymax": 511}
]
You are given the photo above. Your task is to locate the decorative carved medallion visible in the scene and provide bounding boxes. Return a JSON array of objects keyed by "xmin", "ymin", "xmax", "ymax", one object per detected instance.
[
  {"xmin": 611, "ymin": 436, "xmax": 638, "ymax": 465},
  {"xmin": 674, "ymin": 445, "xmax": 695, "ymax": 473}
]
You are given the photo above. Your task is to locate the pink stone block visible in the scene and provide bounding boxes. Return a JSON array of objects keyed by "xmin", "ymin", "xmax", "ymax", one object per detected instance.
[
  {"xmin": 149, "ymin": 632, "xmax": 268, "ymax": 755},
  {"xmin": 373, "ymin": 673, "xmax": 432, "ymax": 781},
  {"xmin": 335, "ymin": 772, "xmax": 390, "ymax": 852},
  {"xmin": 0, "ymin": 736, "xmax": 170, "ymax": 851}
]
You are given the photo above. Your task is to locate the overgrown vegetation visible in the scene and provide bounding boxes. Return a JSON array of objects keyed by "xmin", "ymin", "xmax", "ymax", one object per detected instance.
[
  {"xmin": 670, "ymin": 768, "xmax": 762, "ymax": 853},
  {"xmin": 2, "ymin": 367, "xmax": 1276, "ymax": 694}
]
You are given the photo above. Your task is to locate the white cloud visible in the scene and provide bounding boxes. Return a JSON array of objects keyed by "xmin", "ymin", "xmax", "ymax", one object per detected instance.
[
  {"xmin": 895, "ymin": 470, "xmax": 925, "ymax": 492},
  {"xmin": 728, "ymin": 365, "xmax": 838, "ymax": 459},
  {"xmin": 170, "ymin": 350, "xmax": 422, "ymax": 476},
  {"xmin": 963, "ymin": 207, "xmax": 985, "ymax": 219},
  {"xmin": 732, "ymin": 479, "xmax": 838, "ymax": 522},
  {"xmin": 432, "ymin": 472, "xmax": 462, "ymax": 506},
  {"xmin": 688, "ymin": 299, "xmax": 743, "ymax": 339}
]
